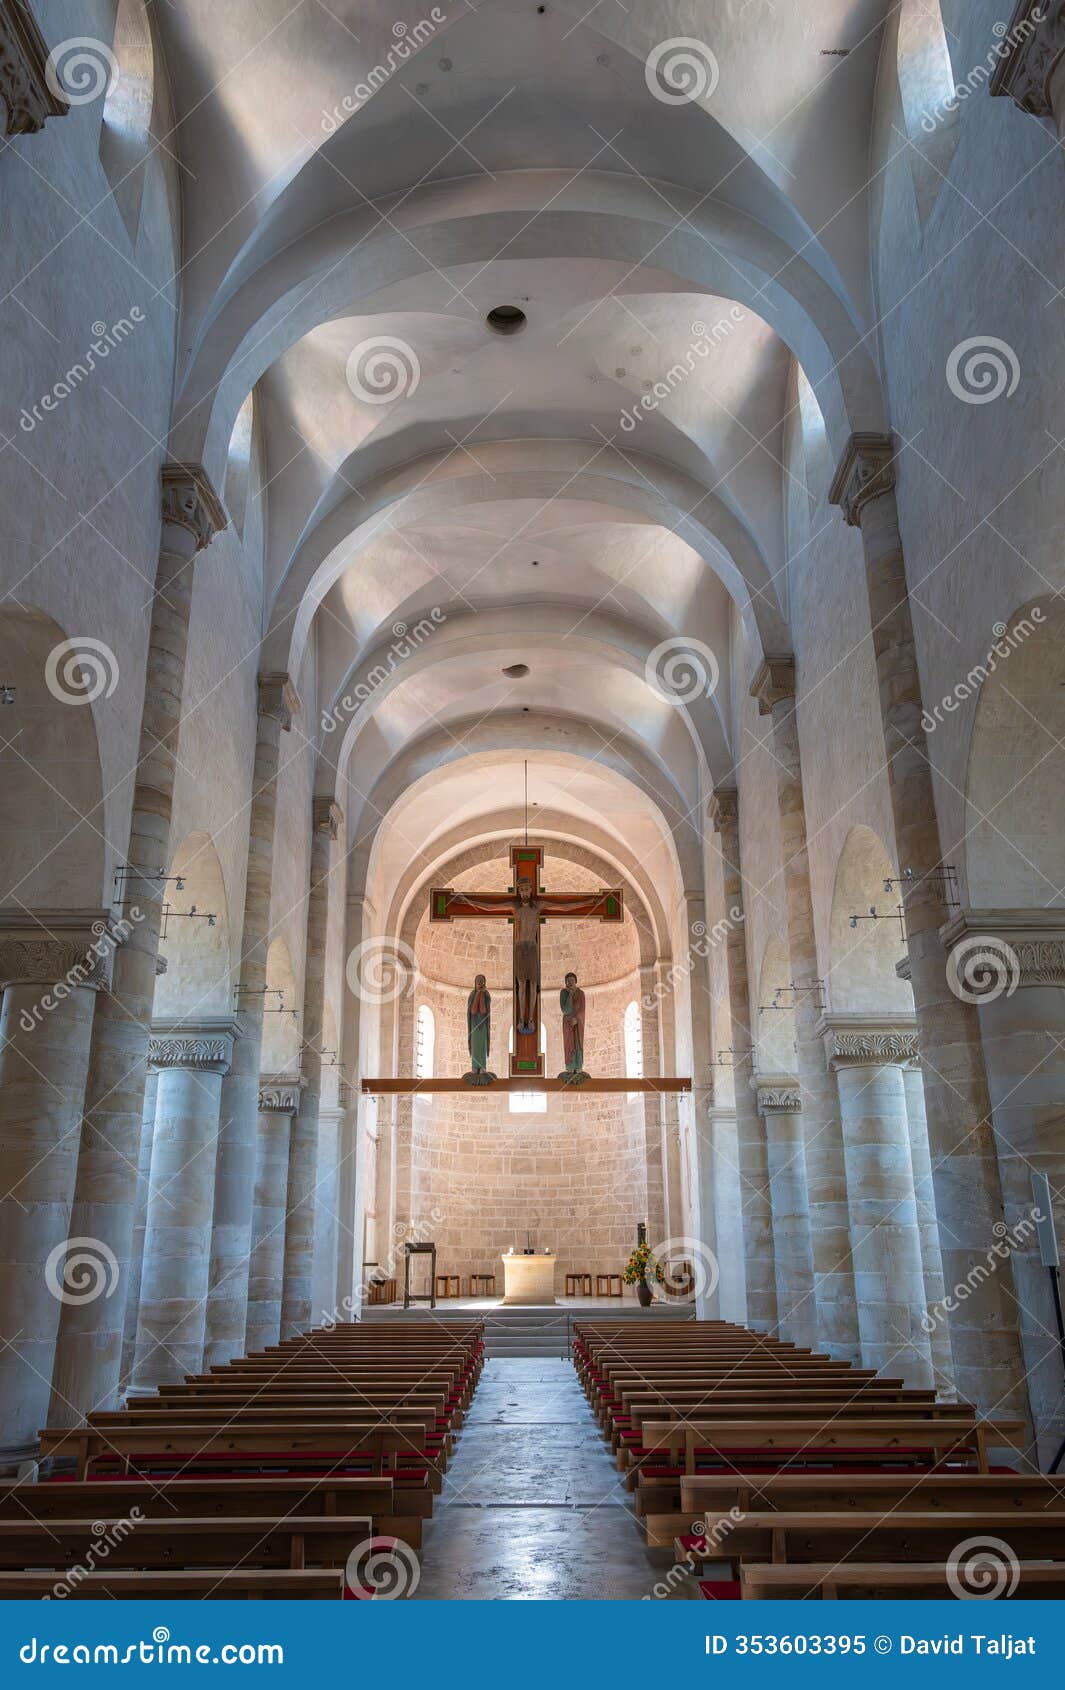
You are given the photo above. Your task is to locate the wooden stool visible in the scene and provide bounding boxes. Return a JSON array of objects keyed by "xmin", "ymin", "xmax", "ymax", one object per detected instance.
[
  {"xmin": 434, "ymin": 1274, "xmax": 460, "ymax": 1299},
  {"xmin": 469, "ymin": 1273, "xmax": 496, "ymax": 1297},
  {"xmin": 596, "ymin": 1273, "xmax": 622, "ymax": 1298},
  {"xmin": 564, "ymin": 1272, "xmax": 592, "ymax": 1296},
  {"xmin": 367, "ymin": 1277, "xmax": 397, "ymax": 1305}
]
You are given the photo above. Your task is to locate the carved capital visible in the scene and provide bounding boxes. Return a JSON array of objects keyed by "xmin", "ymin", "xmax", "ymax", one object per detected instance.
[
  {"xmin": 750, "ymin": 654, "xmax": 796, "ymax": 717},
  {"xmin": 0, "ymin": 0, "xmax": 67, "ymax": 136},
  {"xmin": 258, "ymin": 1073, "xmax": 303, "ymax": 1113},
  {"xmin": 829, "ymin": 433, "xmax": 897, "ymax": 528},
  {"xmin": 708, "ymin": 787, "xmax": 739, "ymax": 835},
  {"xmin": 160, "ymin": 463, "xmax": 227, "ymax": 551},
  {"xmin": 753, "ymin": 1073, "xmax": 802, "ymax": 1113},
  {"xmin": 941, "ymin": 908, "xmax": 1065, "ymax": 991},
  {"xmin": 818, "ymin": 1012, "xmax": 919, "ymax": 1069},
  {"xmin": 312, "ymin": 798, "xmax": 343, "ymax": 839},
  {"xmin": 257, "ymin": 672, "xmax": 300, "ymax": 732},
  {"xmin": 149, "ymin": 1018, "xmax": 237, "ymax": 1075},
  {"xmin": 0, "ymin": 909, "xmax": 122, "ymax": 989},
  {"xmin": 990, "ymin": 0, "xmax": 1065, "ymax": 118}
]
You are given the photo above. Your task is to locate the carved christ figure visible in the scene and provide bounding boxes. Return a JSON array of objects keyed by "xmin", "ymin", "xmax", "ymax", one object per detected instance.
[{"xmin": 457, "ymin": 876, "xmax": 541, "ymax": 1035}]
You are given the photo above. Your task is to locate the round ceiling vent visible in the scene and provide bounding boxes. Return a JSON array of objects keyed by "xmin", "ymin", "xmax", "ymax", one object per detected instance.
[{"xmin": 486, "ymin": 305, "xmax": 528, "ymax": 336}]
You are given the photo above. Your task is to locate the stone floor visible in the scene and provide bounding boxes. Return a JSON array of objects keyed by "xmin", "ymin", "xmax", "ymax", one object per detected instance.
[{"xmin": 411, "ymin": 1358, "xmax": 677, "ymax": 1600}]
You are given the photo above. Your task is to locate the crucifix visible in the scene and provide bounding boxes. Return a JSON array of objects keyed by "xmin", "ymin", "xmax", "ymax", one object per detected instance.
[{"xmin": 429, "ymin": 844, "xmax": 622, "ymax": 1078}]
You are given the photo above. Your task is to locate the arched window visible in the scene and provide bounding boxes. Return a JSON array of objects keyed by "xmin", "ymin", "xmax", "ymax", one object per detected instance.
[
  {"xmin": 796, "ymin": 364, "xmax": 829, "ymax": 503},
  {"xmin": 415, "ymin": 1005, "xmax": 435, "ymax": 1080},
  {"xmin": 897, "ymin": 0, "xmax": 961, "ymax": 225},
  {"xmin": 509, "ymin": 1023, "xmax": 547, "ymax": 1114},
  {"xmin": 99, "ymin": 0, "xmax": 155, "ymax": 241},
  {"xmin": 225, "ymin": 392, "xmax": 255, "ymax": 539},
  {"xmin": 624, "ymin": 1001, "xmax": 643, "ymax": 1100}
]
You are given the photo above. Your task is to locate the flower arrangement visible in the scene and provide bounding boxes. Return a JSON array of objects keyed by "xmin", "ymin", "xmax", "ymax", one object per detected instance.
[{"xmin": 622, "ymin": 1241, "xmax": 665, "ymax": 1287}]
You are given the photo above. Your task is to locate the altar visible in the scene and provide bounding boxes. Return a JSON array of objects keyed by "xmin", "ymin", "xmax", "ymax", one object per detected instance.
[{"xmin": 502, "ymin": 1252, "xmax": 557, "ymax": 1305}]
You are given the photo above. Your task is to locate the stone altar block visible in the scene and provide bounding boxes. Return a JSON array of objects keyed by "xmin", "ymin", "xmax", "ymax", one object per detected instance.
[{"xmin": 502, "ymin": 1252, "xmax": 557, "ymax": 1305}]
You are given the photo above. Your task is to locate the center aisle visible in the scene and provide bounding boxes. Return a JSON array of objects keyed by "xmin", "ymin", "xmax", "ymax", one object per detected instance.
[{"xmin": 411, "ymin": 1357, "xmax": 670, "ymax": 1600}]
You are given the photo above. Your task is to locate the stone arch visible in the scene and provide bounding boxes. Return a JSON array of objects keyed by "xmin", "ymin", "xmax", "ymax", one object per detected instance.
[
  {"xmin": 827, "ymin": 825, "xmax": 912, "ymax": 1015},
  {"xmin": 271, "ymin": 444, "xmax": 787, "ymax": 682},
  {"xmin": 965, "ymin": 599, "xmax": 1062, "ymax": 909},
  {"xmin": 0, "ymin": 607, "xmax": 105, "ymax": 910},
  {"xmin": 153, "ymin": 831, "xmax": 232, "ymax": 1018},
  {"xmin": 171, "ymin": 177, "xmax": 883, "ymax": 494},
  {"xmin": 260, "ymin": 935, "xmax": 300, "ymax": 1074},
  {"xmin": 346, "ymin": 719, "xmax": 701, "ymax": 895},
  {"xmin": 324, "ymin": 602, "xmax": 730, "ymax": 779}
]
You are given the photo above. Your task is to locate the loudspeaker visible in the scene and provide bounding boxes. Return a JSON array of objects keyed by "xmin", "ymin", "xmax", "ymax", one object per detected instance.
[{"xmin": 1031, "ymin": 1171, "xmax": 1061, "ymax": 1269}]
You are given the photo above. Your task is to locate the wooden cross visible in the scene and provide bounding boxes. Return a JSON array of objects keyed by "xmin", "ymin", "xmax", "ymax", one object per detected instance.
[{"xmin": 428, "ymin": 845, "xmax": 623, "ymax": 1077}]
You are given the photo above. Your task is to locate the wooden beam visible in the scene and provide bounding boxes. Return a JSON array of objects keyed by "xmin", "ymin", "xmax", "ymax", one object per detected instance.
[{"xmin": 360, "ymin": 1076, "xmax": 692, "ymax": 1095}]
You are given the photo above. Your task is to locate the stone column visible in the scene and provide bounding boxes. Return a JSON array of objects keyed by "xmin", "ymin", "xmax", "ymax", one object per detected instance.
[
  {"xmin": 205, "ymin": 672, "xmax": 299, "ymax": 1367},
  {"xmin": 755, "ymin": 1076, "xmax": 818, "ymax": 1348},
  {"xmin": 339, "ymin": 893, "xmax": 372, "ymax": 1317},
  {"xmin": 681, "ymin": 892, "xmax": 719, "ymax": 1316},
  {"xmin": 49, "ymin": 465, "xmax": 226, "ymax": 1424},
  {"xmin": 990, "ymin": 1, "xmax": 1065, "ymax": 148},
  {"xmin": 245, "ymin": 1077, "xmax": 301, "ymax": 1352},
  {"xmin": 312, "ymin": 1095, "xmax": 343, "ymax": 1321},
  {"xmin": 940, "ymin": 909, "xmax": 1065, "ymax": 1461},
  {"xmin": 132, "ymin": 1020, "xmax": 236, "ymax": 1387},
  {"xmin": 830, "ymin": 435, "xmax": 1029, "ymax": 1421},
  {"xmin": 281, "ymin": 800, "xmax": 341, "ymax": 1337},
  {"xmin": 751, "ymin": 657, "xmax": 861, "ymax": 1363},
  {"xmin": 708, "ymin": 792, "xmax": 778, "ymax": 1332},
  {"xmin": 820, "ymin": 1015, "xmax": 934, "ymax": 1386},
  {"xmin": 900, "ymin": 1057, "xmax": 955, "ymax": 1397},
  {"xmin": 118, "ymin": 1064, "xmax": 159, "ymax": 1391},
  {"xmin": 636, "ymin": 964, "xmax": 668, "ymax": 1247},
  {"xmin": 0, "ymin": 915, "xmax": 111, "ymax": 1460},
  {"xmin": 650, "ymin": 960, "xmax": 684, "ymax": 1241},
  {"xmin": 707, "ymin": 1103, "xmax": 747, "ymax": 1323}
]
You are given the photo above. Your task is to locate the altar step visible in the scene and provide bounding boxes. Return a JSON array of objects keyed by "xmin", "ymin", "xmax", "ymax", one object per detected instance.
[{"xmin": 359, "ymin": 1297, "xmax": 694, "ymax": 1356}]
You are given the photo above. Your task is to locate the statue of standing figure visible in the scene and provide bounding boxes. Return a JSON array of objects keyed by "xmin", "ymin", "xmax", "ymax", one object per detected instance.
[
  {"xmin": 558, "ymin": 971, "xmax": 588, "ymax": 1084},
  {"xmin": 464, "ymin": 973, "xmax": 496, "ymax": 1086}
]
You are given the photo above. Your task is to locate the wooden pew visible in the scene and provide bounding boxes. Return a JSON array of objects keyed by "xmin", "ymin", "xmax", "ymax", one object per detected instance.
[
  {"xmin": 633, "ymin": 1416, "xmax": 1025, "ymax": 1480},
  {"xmin": 0, "ymin": 1569, "xmax": 343, "ymax": 1599},
  {"xmin": 4, "ymin": 1475, "xmax": 427, "ymax": 1549},
  {"xmin": 740, "ymin": 1562, "xmax": 1065, "ymax": 1600},
  {"xmin": 677, "ymin": 1508, "xmax": 1065, "ymax": 1570},
  {"xmin": 0, "ymin": 1514, "xmax": 406, "ymax": 1573}
]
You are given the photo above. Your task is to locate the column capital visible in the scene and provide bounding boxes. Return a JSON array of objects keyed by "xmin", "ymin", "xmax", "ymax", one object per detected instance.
[
  {"xmin": 258, "ymin": 1073, "xmax": 303, "ymax": 1113},
  {"xmin": 990, "ymin": 0, "xmax": 1065, "ymax": 118},
  {"xmin": 0, "ymin": 909, "xmax": 123, "ymax": 989},
  {"xmin": 750, "ymin": 654, "xmax": 796, "ymax": 716},
  {"xmin": 753, "ymin": 1073, "xmax": 802, "ymax": 1113},
  {"xmin": 148, "ymin": 1017, "xmax": 238, "ymax": 1074},
  {"xmin": 312, "ymin": 797, "xmax": 343, "ymax": 839},
  {"xmin": 817, "ymin": 1011, "xmax": 919, "ymax": 1069},
  {"xmin": 828, "ymin": 432, "xmax": 896, "ymax": 528},
  {"xmin": 708, "ymin": 787, "xmax": 739, "ymax": 833},
  {"xmin": 941, "ymin": 907, "xmax": 1065, "ymax": 990},
  {"xmin": 257, "ymin": 671, "xmax": 300, "ymax": 731},
  {"xmin": 0, "ymin": 0, "xmax": 67, "ymax": 136},
  {"xmin": 160, "ymin": 462, "xmax": 227, "ymax": 551}
]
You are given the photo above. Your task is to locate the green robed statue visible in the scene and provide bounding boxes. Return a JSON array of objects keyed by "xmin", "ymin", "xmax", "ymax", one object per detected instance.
[{"xmin": 464, "ymin": 973, "xmax": 496, "ymax": 1086}]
